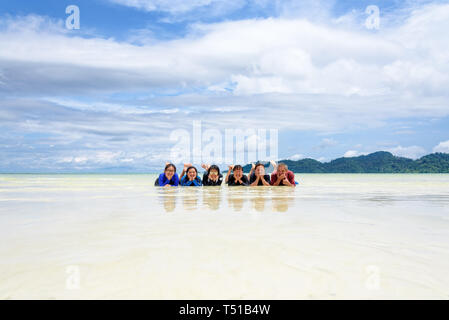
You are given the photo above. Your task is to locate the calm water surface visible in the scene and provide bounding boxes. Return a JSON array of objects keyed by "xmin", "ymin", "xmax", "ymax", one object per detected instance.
[{"xmin": 0, "ymin": 174, "xmax": 448, "ymax": 299}]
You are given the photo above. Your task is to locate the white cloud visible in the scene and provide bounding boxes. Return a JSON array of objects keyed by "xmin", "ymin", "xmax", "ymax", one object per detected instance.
[
  {"xmin": 433, "ymin": 140, "xmax": 449, "ymax": 153},
  {"xmin": 1, "ymin": 5, "xmax": 449, "ymax": 102},
  {"xmin": 1, "ymin": 3, "xmax": 449, "ymax": 170},
  {"xmin": 343, "ymin": 150, "xmax": 364, "ymax": 158},
  {"xmin": 288, "ymin": 154, "xmax": 304, "ymax": 161},
  {"xmin": 386, "ymin": 145, "xmax": 427, "ymax": 159},
  {"xmin": 108, "ymin": 0, "xmax": 248, "ymax": 22},
  {"xmin": 110, "ymin": 0, "xmax": 214, "ymax": 13},
  {"xmin": 318, "ymin": 138, "xmax": 338, "ymax": 149}
]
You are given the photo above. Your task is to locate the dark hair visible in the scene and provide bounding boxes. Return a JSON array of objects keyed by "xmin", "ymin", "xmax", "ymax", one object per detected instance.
[
  {"xmin": 208, "ymin": 165, "xmax": 220, "ymax": 175},
  {"xmin": 164, "ymin": 163, "xmax": 176, "ymax": 172},
  {"xmin": 278, "ymin": 162, "xmax": 288, "ymax": 170},
  {"xmin": 255, "ymin": 163, "xmax": 265, "ymax": 170},
  {"xmin": 186, "ymin": 166, "xmax": 198, "ymax": 175},
  {"xmin": 233, "ymin": 165, "xmax": 243, "ymax": 171}
]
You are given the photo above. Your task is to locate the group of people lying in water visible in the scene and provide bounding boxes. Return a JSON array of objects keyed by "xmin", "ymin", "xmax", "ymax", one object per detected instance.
[{"xmin": 155, "ymin": 161, "xmax": 297, "ymax": 187}]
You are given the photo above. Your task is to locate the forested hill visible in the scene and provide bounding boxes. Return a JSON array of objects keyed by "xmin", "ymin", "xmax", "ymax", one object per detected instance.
[{"xmin": 241, "ymin": 152, "xmax": 449, "ymax": 173}]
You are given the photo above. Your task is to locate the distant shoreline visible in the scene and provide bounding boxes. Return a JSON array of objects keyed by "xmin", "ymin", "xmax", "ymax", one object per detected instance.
[
  {"xmin": 1, "ymin": 151, "xmax": 448, "ymax": 174},
  {"xmin": 1, "ymin": 172, "xmax": 449, "ymax": 175}
]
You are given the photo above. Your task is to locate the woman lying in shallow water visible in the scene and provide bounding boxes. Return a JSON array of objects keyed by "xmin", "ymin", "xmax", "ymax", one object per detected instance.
[
  {"xmin": 201, "ymin": 164, "xmax": 223, "ymax": 186},
  {"xmin": 179, "ymin": 164, "xmax": 202, "ymax": 186},
  {"xmin": 155, "ymin": 162, "xmax": 297, "ymax": 187},
  {"xmin": 225, "ymin": 165, "xmax": 249, "ymax": 186},
  {"xmin": 154, "ymin": 163, "xmax": 179, "ymax": 187}
]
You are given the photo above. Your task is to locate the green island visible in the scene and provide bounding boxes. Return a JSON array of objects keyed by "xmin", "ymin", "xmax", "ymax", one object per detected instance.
[{"xmin": 241, "ymin": 152, "xmax": 449, "ymax": 173}]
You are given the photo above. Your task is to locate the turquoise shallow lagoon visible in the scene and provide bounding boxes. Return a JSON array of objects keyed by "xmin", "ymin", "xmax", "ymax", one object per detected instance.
[{"xmin": 0, "ymin": 174, "xmax": 449, "ymax": 299}]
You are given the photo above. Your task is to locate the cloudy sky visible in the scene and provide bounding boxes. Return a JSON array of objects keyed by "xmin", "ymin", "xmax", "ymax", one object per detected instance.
[{"xmin": 1, "ymin": 0, "xmax": 449, "ymax": 172}]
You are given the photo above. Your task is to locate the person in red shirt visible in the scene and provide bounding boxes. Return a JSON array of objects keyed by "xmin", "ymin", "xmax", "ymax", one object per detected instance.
[{"xmin": 270, "ymin": 162, "xmax": 296, "ymax": 187}]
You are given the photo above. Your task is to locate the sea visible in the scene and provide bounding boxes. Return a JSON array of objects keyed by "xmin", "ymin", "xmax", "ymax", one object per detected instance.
[{"xmin": 1, "ymin": 173, "xmax": 448, "ymax": 299}]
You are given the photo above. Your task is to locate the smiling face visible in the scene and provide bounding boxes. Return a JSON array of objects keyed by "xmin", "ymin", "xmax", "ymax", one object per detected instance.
[
  {"xmin": 209, "ymin": 169, "xmax": 219, "ymax": 179},
  {"xmin": 255, "ymin": 164, "xmax": 265, "ymax": 176},
  {"xmin": 164, "ymin": 165, "xmax": 176, "ymax": 180},
  {"xmin": 233, "ymin": 167, "xmax": 243, "ymax": 179},
  {"xmin": 187, "ymin": 167, "xmax": 197, "ymax": 180},
  {"xmin": 277, "ymin": 164, "xmax": 288, "ymax": 176}
]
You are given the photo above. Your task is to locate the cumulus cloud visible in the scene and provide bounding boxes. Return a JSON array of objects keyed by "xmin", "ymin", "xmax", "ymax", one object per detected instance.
[
  {"xmin": 288, "ymin": 154, "xmax": 305, "ymax": 161},
  {"xmin": 1, "ymin": 5, "xmax": 449, "ymax": 101},
  {"xmin": 433, "ymin": 140, "xmax": 449, "ymax": 153},
  {"xmin": 343, "ymin": 150, "xmax": 366, "ymax": 158},
  {"xmin": 386, "ymin": 145, "xmax": 427, "ymax": 159},
  {"xmin": 318, "ymin": 138, "xmax": 338, "ymax": 149},
  {"xmin": 1, "ymin": 2, "xmax": 449, "ymax": 171}
]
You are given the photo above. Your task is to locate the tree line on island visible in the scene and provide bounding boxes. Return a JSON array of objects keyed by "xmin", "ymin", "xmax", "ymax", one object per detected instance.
[{"xmin": 241, "ymin": 152, "xmax": 449, "ymax": 173}]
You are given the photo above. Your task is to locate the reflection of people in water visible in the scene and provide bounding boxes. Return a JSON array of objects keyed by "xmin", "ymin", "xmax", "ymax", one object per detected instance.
[
  {"xmin": 227, "ymin": 191, "xmax": 246, "ymax": 211},
  {"xmin": 157, "ymin": 188, "xmax": 177, "ymax": 212},
  {"xmin": 202, "ymin": 187, "xmax": 221, "ymax": 210},
  {"xmin": 251, "ymin": 189, "xmax": 267, "ymax": 212},
  {"xmin": 271, "ymin": 188, "xmax": 295, "ymax": 212},
  {"xmin": 182, "ymin": 188, "xmax": 200, "ymax": 210}
]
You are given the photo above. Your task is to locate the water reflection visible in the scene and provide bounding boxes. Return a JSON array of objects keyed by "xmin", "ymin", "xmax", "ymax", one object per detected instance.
[
  {"xmin": 202, "ymin": 187, "xmax": 221, "ymax": 211},
  {"xmin": 157, "ymin": 186, "xmax": 297, "ymax": 213},
  {"xmin": 250, "ymin": 189, "xmax": 267, "ymax": 212},
  {"xmin": 271, "ymin": 188, "xmax": 296, "ymax": 212},
  {"xmin": 181, "ymin": 188, "xmax": 200, "ymax": 211},
  {"xmin": 156, "ymin": 187, "xmax": 177, "ymax": 212},
  {"xmin": 227, "ymin": 187, "xmax": 247, "ymax": 211}
]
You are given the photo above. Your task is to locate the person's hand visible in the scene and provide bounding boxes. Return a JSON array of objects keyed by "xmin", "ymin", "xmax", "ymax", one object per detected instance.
[
  {"xmin": 184, "ymin": 163, "xmax": 192, "ymax": 170},
  {"xmin": 277, "ymin": 173, "xmax": 286, "ymax": 181},
  {"xmin": 228, "ymin": 165, "xmax": 234, "ymax": 171},
  {"xmin": 201, "ymin": 164, "xmax": 209, "ymax": 170}
]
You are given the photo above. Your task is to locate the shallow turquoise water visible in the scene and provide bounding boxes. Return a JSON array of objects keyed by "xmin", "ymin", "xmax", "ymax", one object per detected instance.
[{"xmin": 0, "ymin": 174, "xmax": 448, "ymax": 299}]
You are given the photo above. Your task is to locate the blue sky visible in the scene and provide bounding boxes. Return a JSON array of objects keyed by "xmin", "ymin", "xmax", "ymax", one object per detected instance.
[{"xmin": 1, "ymin": 0, "xmax": 449, "ymax": 172}]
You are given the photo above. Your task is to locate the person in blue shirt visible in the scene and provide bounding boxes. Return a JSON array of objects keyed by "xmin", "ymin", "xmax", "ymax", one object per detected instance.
[
  {"xmin": 180, "ymin": 164, "xmax": 202, "ymax": 186},
  {"xmin": 154, "ymin": 163, "xmax": 179, "ymax": 187}
]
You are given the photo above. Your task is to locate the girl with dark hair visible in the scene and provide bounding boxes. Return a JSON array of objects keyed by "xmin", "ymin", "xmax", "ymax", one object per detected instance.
[
  {"xmin": 154, "ymin": 163, "xmax": 179, "ymax": 187},
  {"xmin": 225, "ymin": 165, "xmax": 249, "ymax": 186},
  {"xmin": 180, "ymin": 163, "xmax": 202, "ymax": 186},
  {"xmin": 201, "ymin": 164, "xmax": 223, "ymax": 186},
  {"xmin": 249, "ymin": 163, "xmax": 271, "ymax": 186}
]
